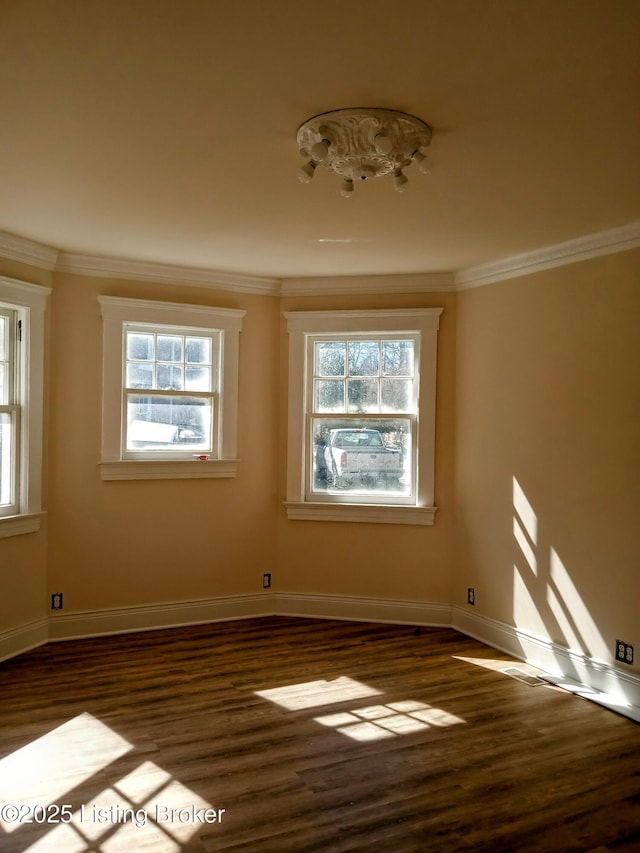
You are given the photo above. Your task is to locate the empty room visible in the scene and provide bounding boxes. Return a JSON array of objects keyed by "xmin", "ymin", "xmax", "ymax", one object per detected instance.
[{"xmin": 0, "ymin": 1, "xmax": 638, "ymax": 851}]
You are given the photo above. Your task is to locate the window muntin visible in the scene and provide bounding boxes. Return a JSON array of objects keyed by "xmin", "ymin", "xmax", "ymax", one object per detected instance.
[
  {"xmin": 123, "ymin": 326, "xmax": 217, "ymax": 457},
  {"xmin": 307, "ymin": 334, "xmax": 419, "ymax": 505}
]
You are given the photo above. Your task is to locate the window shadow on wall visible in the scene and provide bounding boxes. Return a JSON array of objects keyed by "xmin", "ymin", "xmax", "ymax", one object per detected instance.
[{"xmin": 511, "ymin": 476, "xmax": 628, "ymax": 701}]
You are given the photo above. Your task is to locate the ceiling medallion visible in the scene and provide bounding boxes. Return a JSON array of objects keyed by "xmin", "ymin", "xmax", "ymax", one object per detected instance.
[{"xmin": 297, "ymin": 107, "xmax": 433, "ymax": 197}]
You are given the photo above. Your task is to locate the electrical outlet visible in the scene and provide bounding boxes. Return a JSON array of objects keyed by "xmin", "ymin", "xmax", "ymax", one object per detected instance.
[
  {"xmin": 467, "ymin": 587, "xmax": 475, "ymax": 606},
  {"xmin": 51, "ymin": 593, "xmax": 64, "ymax": 611},
  {"xmin": 615, "ymin": 640, "xmax": 634, "ymax": 665},
  {"xmin": 263, "ymin": 573, "xmax": 271, "ymax": 589}
]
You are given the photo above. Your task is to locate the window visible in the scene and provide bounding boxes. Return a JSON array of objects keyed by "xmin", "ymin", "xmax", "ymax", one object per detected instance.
[
  {"xmin": 0, "ymin": 276, "xmax": 49, "ymax": 538},
  {"xmin": 99, "ymin": 297, "xmax": 245, "ymax": 480},
  {"xmin": 285, "ymin": 309, "xmax": 442, "ymax": 524},
  {"xmin": 0, "ymin": 305, "xmax": 18, "ymax": 514}
]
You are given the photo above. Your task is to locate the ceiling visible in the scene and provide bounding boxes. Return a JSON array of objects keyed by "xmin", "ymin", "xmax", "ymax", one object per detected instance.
[{"xmin": 1, "ymin": 0, "xmax": 639, "ymax": 280}]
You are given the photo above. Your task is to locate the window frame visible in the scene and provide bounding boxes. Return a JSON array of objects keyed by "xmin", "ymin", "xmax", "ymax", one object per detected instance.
[
  {"xmin": 284, "ymin": 309, "xmax": 442, "ymax": 525},
  {"xmin": 99, "ymin": 297, "xmax": 245, "ymax": 480},
  {"xmin": 0, "ymin": 276, "xmax": 50, "ymax": 538}
]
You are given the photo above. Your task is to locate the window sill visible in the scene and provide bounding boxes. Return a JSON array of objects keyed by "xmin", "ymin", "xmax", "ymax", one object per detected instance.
[
  {"xmin": 285, "ymin": 502, "xmax": 437, "ymax": 525},
  {"xmin": 0, "ymin": 512, "xmax": 45, "ymax": 539},
  {"xmin": 100, "ymin": 459, "xmax": 239, "ymax": 480}
]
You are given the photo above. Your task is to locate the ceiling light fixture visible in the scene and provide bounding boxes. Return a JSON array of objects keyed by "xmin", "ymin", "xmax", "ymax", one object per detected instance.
[{"xmin": 297, "ymin": 108, "xmax": 432, "ymax": 196}]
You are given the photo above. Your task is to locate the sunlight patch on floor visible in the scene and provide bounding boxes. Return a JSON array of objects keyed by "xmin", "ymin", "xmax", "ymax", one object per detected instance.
[
  {"xmin": 314, "ymin": 701, "xmax": 465, "ymax": 742},
  {"xmin": 0, "ymin": 713, "xmax": 132, "ymax": 833},
  {"xmin": 453, "ymin": 655, "xmax": 547, "ymax": 682},
  {"xmin": 255, "ymin": 676, "xmax": 382, "ymax": 711},
  {"xmin": 0, "ymin": 715, "xmax": 223, "ymax": 853},
  {"xmin": 454, "ymin": 655, "xmax": 527, "ymax": 672}
]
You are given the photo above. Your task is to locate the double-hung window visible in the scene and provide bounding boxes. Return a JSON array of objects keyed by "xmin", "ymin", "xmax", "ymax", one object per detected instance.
[
  {"xmin": 0, "ymin": 276, "xmax": 49, "ymax": 537},
  {"xmin": 285, "ymin": 309, "xmax": 442, "ymax": 525},
  {"xmin": 0, "ymin": 305, "xmax": 17, "ymax": 515},
  {"xmin": 99, "ymin": 297, "xmax": 245, "ymax": 480}
]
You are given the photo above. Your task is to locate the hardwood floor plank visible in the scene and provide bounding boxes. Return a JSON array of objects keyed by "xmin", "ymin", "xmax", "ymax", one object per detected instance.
[{"xmin": 0, "ymin": 617, "xmax": 638, "ymax": 852}]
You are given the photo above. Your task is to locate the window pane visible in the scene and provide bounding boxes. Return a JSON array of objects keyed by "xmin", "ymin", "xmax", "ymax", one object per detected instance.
[
  {"xmin": 0, "ymin": 316, "xmax": 8, "ymax": 405},
  {"xmin": 311, "ymin": 417, "xmax": 411, "ymax": 496},
  {"xmin": 127, "ymin": 333, "xmax": 154, "ymax": 361},
  {"xmin": 126, "ymin": 395, "xmax": 211, "ymax": 451},
  {"xmin": 348, "ymin": 341, "xmax": 379, "ymax": 376},
  {"xmin": 186, "ymin": 337, "xmax": 211, "ymax": 364},
  {"xmin": 157, "ymin": 364, "xmax": 184, "ymax": 390},
  {"xmin": 157, "ymin": 334, "xmax": 183, "ymax": 363},
  {"xmin": 315, "ymin": 342, "xmax": 345, "ymax": 377},
  {"xmin": 315, "ymin": 379, "xmax": 345, "ymax": 412},
  {"xmin": 381, "ymin": 379, "xmax": 413, "ymax": 412},
  {"xmin": 382, "ymin": 341, "xmax": 414, "ymax": 376},
  {"xmin": 0, "ymin": 412, "xmax": 13, "ymax": 506},
  {"xmin": 347, "ymin": 379, "xmax": 378, "ymax": 413},
  {"xmin": 126, "ymin": 363, "xmax": 154, "ymax": 389},
  {"xmin": 185, "ymin": 366, "xmax": 211, "ymax": 391}
]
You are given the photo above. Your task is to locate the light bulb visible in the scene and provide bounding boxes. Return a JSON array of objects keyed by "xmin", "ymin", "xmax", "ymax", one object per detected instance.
[
  {"xmin": 310, "ymin": 139, "xmax": 331, "ymax": 162},
  {"xmin": 340, "ymin": 178, "xmax": 354, "ymax": 198},
  {"xmin": 393, "ymin": 170, "xmax": 408, "ymax": 192},
  {"xmin": 298, "ymin": 160, "xmax": 317, "ymax": 183},
  {"xmin": 412, "ymin": 149, "xmax": 433, "ymax": 175},
  {"xmin": 374, "ymin": 132, "xmax": 393, "ymax": 155}
]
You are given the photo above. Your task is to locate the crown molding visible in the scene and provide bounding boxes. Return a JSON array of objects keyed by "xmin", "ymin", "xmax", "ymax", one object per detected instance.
[
  {"xmin": 281, "ymin": 272, "xmax": 455, "ymax": 296},
  {"xmin": 55, "ymin": 252, "xmax": 281, "ymax": 295},
  {"xmin": 1, "ymin": 222, "xmax": 638, "ymax": 296},
  {"xmin": 455, "ymin": 221, "xmax": 640, "ymax": 290},
  {"xmin": 0, "ymin": 230, "xmax": 59, "ymax": 270}
]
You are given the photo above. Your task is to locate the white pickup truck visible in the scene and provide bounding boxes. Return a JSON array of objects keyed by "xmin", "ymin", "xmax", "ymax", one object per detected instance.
[{"xmin": 319, "ymin": 428, "xmax": 403, "ymax": 488}]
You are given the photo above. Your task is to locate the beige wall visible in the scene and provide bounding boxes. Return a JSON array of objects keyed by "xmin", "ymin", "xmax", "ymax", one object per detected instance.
[
  {"xmin": 46, "ymin": 274, "xmax": 280, "ymax": 611},
  {"xmin": 277, "ymin": 291, "xmax": 457, "ymax": 603},
  {"xmin": 454, "ymin": 249, "xmax": 640, "ymax": 673}
]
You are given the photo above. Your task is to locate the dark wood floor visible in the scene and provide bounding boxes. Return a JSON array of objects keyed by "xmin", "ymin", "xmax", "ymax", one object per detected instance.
[{"xmin": 1, "ymin": 617, "xmax": 638, "ymax": 852}]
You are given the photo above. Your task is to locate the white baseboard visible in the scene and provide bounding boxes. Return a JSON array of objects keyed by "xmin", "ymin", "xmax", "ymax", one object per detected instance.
[
  {"xmin": 0, "ymin": 617, "xmax": 48, "ymax": 662},
  {"xmin": 452, "ymin": 605, "xmax": 640, "ymax": 709},
  {"xmin": 274, "ymin": 592, "xmax": 452, "ymax": 627},
  {"xmin": 47, "ymin": 593, "xmax": 275, "ymax": 641},
  {"xmin": 47, "ymin": 592, "xmax": 450, "ymax": 642}
]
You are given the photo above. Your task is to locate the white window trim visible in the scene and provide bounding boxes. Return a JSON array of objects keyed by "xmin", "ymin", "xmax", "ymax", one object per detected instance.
[
  {"xmin": 99, "ymin": 297, "xmax": 245, "ymax": 480},
  {"xmin": 284, "ymin": 308, "xmax": 442, "ymax": 525},
  {"xmin": 0, "ymin": 276, "xmax": 50, "ymax": 538}
]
